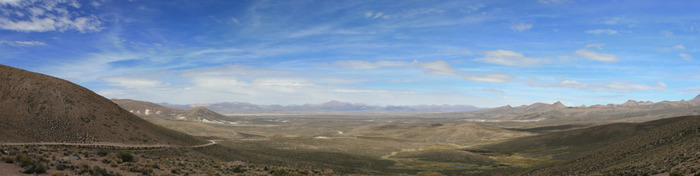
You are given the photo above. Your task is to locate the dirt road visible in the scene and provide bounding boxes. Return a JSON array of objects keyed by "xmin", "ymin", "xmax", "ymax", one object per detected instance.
[{"xmin": 0, "ymin": 140, "xmax": 219, "ymax": 149}]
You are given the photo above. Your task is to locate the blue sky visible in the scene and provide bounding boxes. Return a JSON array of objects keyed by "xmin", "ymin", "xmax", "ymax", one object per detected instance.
[{"xmin": 1, "ymin": 0, "xmax": 699, "ymax": 107}]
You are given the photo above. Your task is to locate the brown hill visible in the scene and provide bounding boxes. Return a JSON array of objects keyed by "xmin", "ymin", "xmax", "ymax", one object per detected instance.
[
  {"xmin": 110, "ymin": 98, "xmax": 179, "ymax": 117},
  {"xmin": 0, "ymin": 65, "xmax": 204, "ymax": 145},
  {"xmin": 181, "ymin": 107, "xmax": 235, "ymax": 122},
  {"xmin": 519, "ymin": 115, "xmax": 700, "ymax": 175},
  {"xmin": 111, "ymin": 99, "xmax": 238, "ymax": 123}
]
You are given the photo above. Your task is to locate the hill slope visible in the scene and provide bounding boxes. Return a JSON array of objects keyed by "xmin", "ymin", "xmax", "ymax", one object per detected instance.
[
  {"xmin": 483, "ymin": 116, "xmax": 691, "ymax": 160},
  {"xmin": 519, "ymin": 115, "xmax": 700, "ymax": 175},
  {"xmin": 347, "ymin": 123, "xmax": 533, "ymax": 145},
  {"xmin": 0, "ymin": 65, "xmax": 204, "ymax": 145},
  {"xmin": 111, "ymin": 99, "xmax": 238, "ymax": 123}
]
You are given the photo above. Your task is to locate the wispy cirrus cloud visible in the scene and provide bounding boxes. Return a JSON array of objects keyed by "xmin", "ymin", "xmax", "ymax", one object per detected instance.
[
  {"xmin": 585, "ymin": 43, "xmax": 605, "ymax": 49},
  {"xmin": 604, "ymin": 17, "xmax": 624, "ymax": 25},
  {"xmin": 364, "ymin": 8, "xmax": 445, "ymax": 20},
  {"xmin": 0, "ymin": 40, "xmax": 45, "ymax": 46},
  {"xmin": 537, "ymin": 0, "xmax": 572, "ymax": 4},
  {"xmin": 574, "ymin": 49, "xmax": 619, "ymax": 62},
  {"xmin": 660, "ymin": 30, "xmax": 673, "ymax": 37},
  {"xmin": 679, "ymin": 53, "xmax": 693, "ymax": 61},
  {"xmin": 474, "ymin": 50, "xmax": 544, "ymax": 67},
  {"xmin": 510, "ymin": 23, "xmax": 532, "ymax": 32},
  {"xmin": 530, "ymin": 79, "xmax": 667, "ymax": 92},
  {"xmin": 334, "ymin": 60, "xmax": 514, "ymax": 83},
  {"xmin": 333, "ymin": 60, "xmax": 413, "ymax": 69},
  {"xmin": 414, "ymin": 60, "xmax": 514, "ymax": 82},
  {"xmin": 97, "ymin": 64, "xmax": 498, "ymax": 106},
  {"xmin": 101, "ymin": 76, "xmax": 166, "ymax": 89},
  {"xmin": 585, "ymin": 29, "xmax": 618, "ymax": 35}
]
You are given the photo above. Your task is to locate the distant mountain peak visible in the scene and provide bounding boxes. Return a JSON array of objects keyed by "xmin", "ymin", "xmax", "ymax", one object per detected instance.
[
  {"xmin": 552, "ymin": 101, "xmax": 566, "ymax": 108},
  {"xmin": 692, "ymin": 94, "xmax": 700, "ymax": 102},
  {"xmin": 622, "ymin": 100, "xmax": 639, "ymax": 107},
  {"xmin": 621, "ymin": 100, "xmax": 655, "ymax": 107},
  {"xmin": 190, "ymin": 106, "xmax": 209, "ymax": 111}
]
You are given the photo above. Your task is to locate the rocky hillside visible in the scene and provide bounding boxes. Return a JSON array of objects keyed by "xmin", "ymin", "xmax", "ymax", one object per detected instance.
[
  {"xmin": 112, "ymin": 99, "xmax": 238, "ymax": 124},
  {"xmin": 0, "ymin": 65, "xmax": 204, "ymax": 145},
  {"xmin": 520, "ymin": 115, "xmax": 700, "ymax": 175},
  {"xmin": 483, "ymin": 116, "xmax": 691, "ymax": 160}
]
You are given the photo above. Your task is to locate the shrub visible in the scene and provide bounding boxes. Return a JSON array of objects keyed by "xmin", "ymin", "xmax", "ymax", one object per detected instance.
[
  {"xmin": 92, "ymin": 166, "xmax": 111, "ymax": 176},
  {"xmin": 17, "ymin": 155, "xmax": 32, "ymax": 167},
  {"xmin": 51, "ymin": 171, "xmax": 67, "ymax": 176},
  {"xmin": 1, "ymin": 156, "xmax": 14, "ymax": 163},
  {"xmin": 670, "ymin": 171, "xmax": 685, "ymax": 176},
  {"xmin": 233, "ymin": 166, "xmax": 245, "ymax": 173},
  {"xmin": 116, "ymin": 151, "xmax": 134, "ymax": 162},
  {"xmin": 22, "ymin": 162, "xmax": 47, "ymax": 174},
  {"xmin": 55, "ymin": 163, "xmax": 67, "ymax": 170}
]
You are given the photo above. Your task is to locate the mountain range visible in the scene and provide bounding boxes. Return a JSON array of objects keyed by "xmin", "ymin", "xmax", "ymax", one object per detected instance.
[
  {"xmin": 160, "ymin": 100, "xmax": 483, "ymax": 113},
  {"xmin": 431, "ymin": 96, "xmax": 700, "ymax": 125}
]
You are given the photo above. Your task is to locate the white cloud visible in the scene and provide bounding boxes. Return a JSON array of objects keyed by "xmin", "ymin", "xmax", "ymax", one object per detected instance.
[
  {"xmin": 531, "ymin": 79, "xmax": 667, "ymax": 92},
  {"xmin": 208, "ymin": 15, "xmax": 222, "ymax": 23},
  {"xmin": 480, "ymin": 88, "xmax": 504, "ymax": 94},
  {"xmin": 418, "ymin": 61, "xmax": 513, "ymax": 82},
  {"xmin": 585, "ymin": 43, "xmax": 605, "ymax": 49},
  {"xmin": 462, "ymin": 73, "xmax": 514, "ymax": 83},
  {"xmin": 364, "ymin": 8, "xmax": 444, "ymax": 20},
  {"xmin": 574, "ymin": 49, "xmax": 619, "ymax": 62},
  {"xmin": 585, "ymin": 29, "xmax": 618, "ymax": 35},
  {"xmin": 605, "ymin": 82, "xmax": 667, "ymax": 92},
  {"xmin": 418, "ymin": 61, "xmax": 458, "ymax": 76},
  {"xmin": 673, "ymin": 45, "xmax": 686, "ymax": 50},
  {"xmin": 287, "ymin": 25, "xmax": 332, "ymax": 38},
  {"xmin": 0, "ymin": 0, "xmax": 102, "ymax": 33},
  {"xmin": 373, "ymin": 12, "xmax": 384, "ymax": 19},
  {"xmin": 364, "ymin": 11, "xmax": 373, "ymax": 18},
  {"xmin": 101, "ymin": 76, "xmax": 165, "ymax": 89},
  {"xmin": 680, "ymin": 53, "xmax": 693, "ymax": 61},
  {"xmin": 474, "ymin": 50, "xmax": 543, "ymax": 66},
  {"xmin": 0, "ymin": 40, "xmax": 45, "ymax": 46},
  {"xmin": 333, "ymin": 60, "xmax": 413, "ymax": 69},
  {"xmin": 231, "ymin": 17, "xmax": 240, "ymax": 24},
  {"xmin": 510, "ymin": 23, "xmax": 532, "ymax": 32},
  {"xmin": 0, "ymin": 0, "xmax": 22, "ymax": 6},
  {"xmin": 660, "ymin": 30, "xmax": 673, "ymax": 37},
  {"xmin": 538, "ymin": 0, "xmax": 572, "ymax": 4},
  {"xmin": 334, "ymin": 60, "xmax": 381, "ymax": 69},
  {"xmin": 97, "ymin": 64, "xmax": 502, "ymax": 106},
  {"xmin": 676, "ymin": 86, "xmax": 700, "ymax": 94},
  {"xmin": 334, "ymin": 60, "xmax": 513, "ymax": 82},
  {"xmin": 604, "ymin": 17, "xmax": 624, "ymax": 25},
  {"xmin": 90, "ymin": 1, "xmax": 101, "ymax": 7}
]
